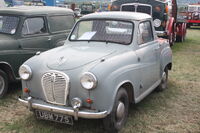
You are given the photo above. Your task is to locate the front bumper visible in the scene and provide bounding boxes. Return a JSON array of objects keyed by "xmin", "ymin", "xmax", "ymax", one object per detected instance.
[{"xmin": 18, "ymin": 97, "xmax": 108, "ymax": 119}]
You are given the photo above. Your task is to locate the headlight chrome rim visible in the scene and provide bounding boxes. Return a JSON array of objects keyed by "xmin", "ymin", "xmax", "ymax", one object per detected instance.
[
  {"xmin": 80, "ymin": 72, "xmax": 97, "ymax": 90},
  {"xmin": 19, "ymin": 65, "xmax": 32, "ymax": 80},
  {"xmin": 154, "ymin": 19, "xmax": 161, "ymax": 28},
  {"xmin": 71, "ymin": 97, "xmax": 82, "ymax": 109}
]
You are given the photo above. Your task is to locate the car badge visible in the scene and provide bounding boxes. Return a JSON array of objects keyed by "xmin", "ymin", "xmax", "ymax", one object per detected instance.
[{"xmin": 58, "ymin": 56, "xmax": 66, "ymax": 65}]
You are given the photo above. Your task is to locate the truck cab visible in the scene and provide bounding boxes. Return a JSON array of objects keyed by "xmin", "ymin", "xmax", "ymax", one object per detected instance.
[{"xmin": 111, "ymin": 0, "xmax": 187, "ymax": 46}]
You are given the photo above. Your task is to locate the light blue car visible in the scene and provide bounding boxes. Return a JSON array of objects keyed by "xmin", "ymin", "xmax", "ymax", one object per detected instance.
[{"xmin": 18, "ymin": 12, "xmax": 172, "ymax": 132}]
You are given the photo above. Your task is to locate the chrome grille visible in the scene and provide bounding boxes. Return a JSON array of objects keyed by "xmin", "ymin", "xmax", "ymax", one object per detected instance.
[{"xmin": 41, "ymin": 71, "xmax": 69, "ymax": 105}]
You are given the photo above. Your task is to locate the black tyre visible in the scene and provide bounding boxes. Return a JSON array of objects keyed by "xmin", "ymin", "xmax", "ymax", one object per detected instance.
[
  {"xmin": 103, "ymin": 88, "xmax": 129, "ymax": 133},
  {"xmin": 156, "ymin": 68, "xmax": 168, "ymax": 92},
  {"xmin": 0, "ymin": 70, "xmax": 8, "ymax": 98},
  {"xmin": 176, "ymin": 35, "xmax": 183, "ymax": 42}
]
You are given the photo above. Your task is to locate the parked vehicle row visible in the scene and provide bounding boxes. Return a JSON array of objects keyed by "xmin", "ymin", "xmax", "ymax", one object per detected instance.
[{"xmin": 0, "ymin": 6, "xmax": 172, "ymax": 133}]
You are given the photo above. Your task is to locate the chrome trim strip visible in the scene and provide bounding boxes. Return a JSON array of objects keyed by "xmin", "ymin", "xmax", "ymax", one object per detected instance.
[{"xmin": 18, "ymin": 97, "xmax": 108, "ymax": 119}]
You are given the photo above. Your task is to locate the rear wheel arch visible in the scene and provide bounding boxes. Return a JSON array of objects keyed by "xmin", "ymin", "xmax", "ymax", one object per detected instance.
[
  {"xmin": 0, "ymin": 62, "xmax": 17, "ymax": 82},
  {"xmin": 161, "ymin": 62, "xmax": 172, "ymax": 76},
  {"xmin": 166, "ymin": 63, "xmax": 172, "ymax": 70}
]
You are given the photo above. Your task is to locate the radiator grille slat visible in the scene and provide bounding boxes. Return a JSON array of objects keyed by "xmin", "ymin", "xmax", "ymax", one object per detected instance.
[{"xmin": 41, "ymin": 71, "xmax": 69, "ymax": 105}]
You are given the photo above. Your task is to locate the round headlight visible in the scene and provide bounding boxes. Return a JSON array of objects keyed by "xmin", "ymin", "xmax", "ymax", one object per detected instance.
[
  {"xmin": 19, "ymin": 65, "xmax": 32, "ymax": 80},
  {"xmin": 80, "ymin": 72, "xmax": 97, "ymax": 90},
  {"xmin": 154, "ymin": 19, "xmax": 161, "ymax": 28}
]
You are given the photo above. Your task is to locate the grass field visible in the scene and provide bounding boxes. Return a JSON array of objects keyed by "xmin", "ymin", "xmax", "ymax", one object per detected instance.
[{"xmin": 0, "ymin": 28, "xmax": 200, "ymax": 133}]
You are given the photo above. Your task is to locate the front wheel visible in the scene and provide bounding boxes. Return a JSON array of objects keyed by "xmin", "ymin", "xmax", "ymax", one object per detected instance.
[
  {"xmin": 0, "ymin": 70, "xmax": 8, "ymax": 98},
  {"xmin": 103, "ymin": 88, "xmax": 129, "ymax": 133},
  {"xmin": 156, "ymin": 68, "xmax": 168, "ymax": 91}
]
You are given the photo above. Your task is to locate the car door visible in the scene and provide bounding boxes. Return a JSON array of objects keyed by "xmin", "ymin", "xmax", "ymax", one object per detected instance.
[
  {"xmin": 135, "ymin": 21, "xmax": 160, "ymax": 94},
  {"xmin": 18, "ymin": 16, "xmax": 51, "ymax": 60},
  {"xmin": 48, "ymin": 15, "xmax": 75, "ymax": 47}
]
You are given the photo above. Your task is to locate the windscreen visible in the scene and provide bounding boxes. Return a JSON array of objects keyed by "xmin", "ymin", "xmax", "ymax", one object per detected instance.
[
  {"xmin": 121, "ymin": 5, "xmax": 135, "ymax": 11},
  {"xmin": 70, "ymin": 20, "xmax": 133, "ymax": 45},
  {"xmin": 0, "ymin": 15, "xmax": 19, "ymax": 34},
  {"xmin": 121, "ymin": 5, "xmax": 151, "ymax": 15},
  {"xmin": 137, "ymin": 5, "xmax": 151, "ymax": 15}
]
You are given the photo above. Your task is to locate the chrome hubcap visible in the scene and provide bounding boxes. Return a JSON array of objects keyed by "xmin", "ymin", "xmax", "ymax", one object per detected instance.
[
  {"xmin": 0, "ymin": 76, "xmax": 5, "ymax": 94},
  {"xmin": 116, "ymin": 101, "xmax": 125, "ymax": 121},
  {"xmin": 161, "ymin": 72, "xmax": 167, "ymax": 88}
]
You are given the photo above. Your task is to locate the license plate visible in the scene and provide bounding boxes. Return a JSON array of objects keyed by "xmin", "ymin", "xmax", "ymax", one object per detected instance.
[{"xmin": 35, "ymin": 110, "xmax": 73, "ymax": 125}]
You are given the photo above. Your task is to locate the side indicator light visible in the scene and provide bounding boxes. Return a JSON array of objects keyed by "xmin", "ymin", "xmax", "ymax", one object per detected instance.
[
  {"xmin": 86, "ymin": 98, "xmax": 93, "ymax": 104},
  {"xmin": 24, "ymin": 88, "xmax": 30, "ymax": 93}
]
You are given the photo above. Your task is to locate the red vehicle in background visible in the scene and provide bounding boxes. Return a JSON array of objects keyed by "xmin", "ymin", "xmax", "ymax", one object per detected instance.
[
  {"xmin": 187, "ymin": 4, "xmax": 200, "ymax": 27},
  {"xmin": 111, "ymin": 0, "xmax": 187, "ymax": 46}
]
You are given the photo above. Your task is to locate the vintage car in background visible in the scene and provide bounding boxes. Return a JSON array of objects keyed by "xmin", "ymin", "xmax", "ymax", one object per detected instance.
[
  {"xmin": 80, "ymin": 3, "xmax": 95, "ymax": 15},
  {"xmin": 0, "ymin": 6, "xmax": 75, "ymax": 98},
  {"xmin": 18, "ymin": 12, "xmax": 172, "ymax": 132}
]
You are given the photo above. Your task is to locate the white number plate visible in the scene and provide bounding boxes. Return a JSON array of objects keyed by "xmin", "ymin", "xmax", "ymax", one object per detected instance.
[{"xmin": 35, "ymin": 110, "xmax": 73, "ymax": 125}]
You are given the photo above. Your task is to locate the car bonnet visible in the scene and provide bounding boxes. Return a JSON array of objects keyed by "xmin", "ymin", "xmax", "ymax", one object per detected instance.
[{"xmin": 46, "ymin": 43, "xmax": 117, "ymax": 71}]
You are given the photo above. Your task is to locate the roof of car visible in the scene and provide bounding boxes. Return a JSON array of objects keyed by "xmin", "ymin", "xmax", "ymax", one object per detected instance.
[
  {"xmin": 81, "ymin": 12, "xmax": 152, "ymax": 21},
  {"xmin": 0, "ymin": 6, "xmax": 73, "ymax": 16}
]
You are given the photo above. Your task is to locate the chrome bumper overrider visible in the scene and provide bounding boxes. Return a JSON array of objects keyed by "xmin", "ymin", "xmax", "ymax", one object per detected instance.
[{"xmin": 18, "ymin": 97, "xmax": 108, "ymax": 119}]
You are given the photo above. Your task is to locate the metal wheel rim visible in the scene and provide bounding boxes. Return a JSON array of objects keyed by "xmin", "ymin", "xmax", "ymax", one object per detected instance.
[
  {"xmin": 0, "ymin": 75, "xmax": 5, "ymax": 94},
  {"xmin": 161, "ymin": 72, "xmax": 167, "ymax": 89},
  {"xmin": 116, "ymin": 101, "xmax": 125, "ymax": 122}
]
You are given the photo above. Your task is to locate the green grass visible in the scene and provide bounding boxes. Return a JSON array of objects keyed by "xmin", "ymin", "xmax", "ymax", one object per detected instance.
[{"xmin": 1, "ymin": 28, "xmax": 200, "ymax": 133}]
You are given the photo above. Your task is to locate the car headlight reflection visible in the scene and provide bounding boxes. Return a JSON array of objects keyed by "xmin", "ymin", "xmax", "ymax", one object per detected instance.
[
  {"xmin": 19, "ymin": 65, "xmax": 32, "ymax": 80},
  {"xmin": 80, "ymin": 72, "xmax": 97, "ymax": 90}
]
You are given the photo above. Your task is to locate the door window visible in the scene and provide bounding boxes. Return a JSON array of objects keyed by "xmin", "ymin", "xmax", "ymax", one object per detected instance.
[
  {"xmin": 137, "ymin": 21, "xmax": 154, "ymax": 45},
  {"xmin": 49, "ymin": 15, "xmax": 75, "ymax": 33},
  {"xmin": 22, "ymin": 17, "xmax": 47, "ymax": 36}
]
